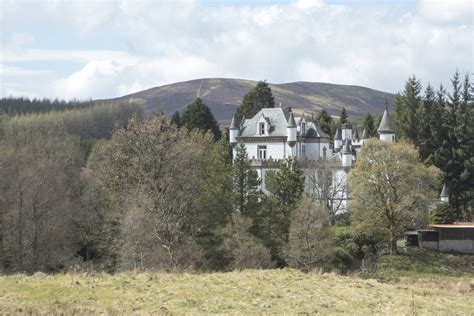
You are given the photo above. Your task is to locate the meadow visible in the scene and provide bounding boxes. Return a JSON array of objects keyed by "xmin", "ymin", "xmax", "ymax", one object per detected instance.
[{"xmin": 1, "ymin": 260, "xmax": 472, "ymax": 315}]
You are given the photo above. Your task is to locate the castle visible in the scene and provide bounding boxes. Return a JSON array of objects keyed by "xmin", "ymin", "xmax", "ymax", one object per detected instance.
[{"xmin": 229, "ymin": 107, "xmax": 395, "ymax": 213}]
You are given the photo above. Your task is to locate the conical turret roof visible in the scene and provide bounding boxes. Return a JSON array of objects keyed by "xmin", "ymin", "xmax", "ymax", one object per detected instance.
[
  {"xmin": 440, "ymin": 184, "xmax": 449, "ymax": 198},
  {"xmin": 334, "ymin": 128, "xmax": 342, "ymax": 140},
  {"xmin": 229, "ymin": 115, "xmax": 238, "ymax": 129},
  {"xmin": 342, "ymin": 140, "xmax": 351, "ymax": 154},
  {"xmin": 353, "ymin": 129, "xmax": 360, "ymax": 140},
  {"xmin": 377, "ymin": 108, "xmax": 393, "ymax": 134},
  {"xmin": 361, "ymin": 128, "xmax": 369, "ymax": 139},
  {"xmin": 287, "ymin": 112, "xmax": 297, "ymax": 127}
]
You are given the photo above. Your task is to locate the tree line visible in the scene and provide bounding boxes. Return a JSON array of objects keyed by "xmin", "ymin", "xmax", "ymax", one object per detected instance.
[{"xmin": 0, "ymin": 73, "xmax": 470, "ymax": 274}]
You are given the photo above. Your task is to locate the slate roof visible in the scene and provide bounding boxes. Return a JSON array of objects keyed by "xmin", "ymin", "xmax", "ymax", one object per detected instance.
[
  {"xmin": 229, "ymin": 115, "xmax": 238, "ymax": 129},
  {"xmin": 361, "ymin": 128, "xmax": 369, "ymax": 139},
  {"xmin": 353, "ymin": 129, "xmax": 360, "ymax": 140},
  {"xmin": 287, "ymin": 112, "xmax": 297, "ymax": 127},
  {"xmin": 342, "ymin": 140, "xmax": 352, "ymax": 154},
  {"xmin": 440, "ymin": 184, "xmax": 449, "ymax": 198},
  {"xmin": 238, "ymin": 108, "xmax": 329, "ymax": 138},
  {"xmin": 378, "ymin": 108, "xmax": 394, "ymax": 133}
]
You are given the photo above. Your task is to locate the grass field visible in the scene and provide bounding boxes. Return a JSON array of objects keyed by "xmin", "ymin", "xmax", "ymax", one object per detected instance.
[{"xmin": 1, "ymin": 262, "xmax": 473, "ymax": 314}]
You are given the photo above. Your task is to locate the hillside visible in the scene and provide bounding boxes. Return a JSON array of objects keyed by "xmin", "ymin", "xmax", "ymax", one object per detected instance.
[{"xmin": 110, "ymin": 78, "xmax": 395, "ymax": 124}]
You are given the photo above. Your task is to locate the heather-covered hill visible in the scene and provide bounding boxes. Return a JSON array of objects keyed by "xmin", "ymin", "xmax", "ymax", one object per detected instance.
[{"xmin": 110, "ymin": 78, "xmax": 395, "ymax": 123}]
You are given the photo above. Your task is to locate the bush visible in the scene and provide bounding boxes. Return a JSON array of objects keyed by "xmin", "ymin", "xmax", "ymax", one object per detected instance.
[{"xmin": 219, "ymin": 212, "xmax": 274, "ymax": 270}]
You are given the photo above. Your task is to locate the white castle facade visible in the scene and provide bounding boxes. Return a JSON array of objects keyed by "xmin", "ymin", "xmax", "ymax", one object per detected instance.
[{"xmin": 229, "ymin": 107, "xmax": 395, "ymax": 213}]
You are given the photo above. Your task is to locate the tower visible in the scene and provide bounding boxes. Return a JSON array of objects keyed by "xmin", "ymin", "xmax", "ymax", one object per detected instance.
[
  {"xmin": 361, "ymin": 128, "xmax": 369, "ymax": 144},
  {"xmin": 378, "ymin": 108, "xmax": 395, "ymax": 142},
  {"xmin": 340, "ymin": 122, "xmax": 352, "ymax": 140},
  {"xmin": 334, "ymin": 128, "xmax": 342, "ymax": 150},
  {"xmin": 342, "ymin": 140, "xmax": 352, "ymax": 167},
  {"xmin": 440, "ymin": 184, "xmax": 449, "ymax": 203},
  {"xmin": 229, "ymin": 115, "xmax": 239, "ymax": 147},
  {"xmin": 287, "ymin": 112, "xmax": 297, "ymax": 155}
]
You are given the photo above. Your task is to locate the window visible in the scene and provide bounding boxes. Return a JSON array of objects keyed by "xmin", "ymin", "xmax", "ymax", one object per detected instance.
[
  {"xmin": 258, "ymin": 145, "xmax": 267, "ymax": 160},
  {"xmin": 302, "ymin": 123, "xmax": 306, "ymax": 135},
  {"xmin": 301, "ymin": 145, "xmax": 306, "ymax": 157},
  {"xmin": 259, "ymin": 122, "xmax": 265, "ymax": 135}
]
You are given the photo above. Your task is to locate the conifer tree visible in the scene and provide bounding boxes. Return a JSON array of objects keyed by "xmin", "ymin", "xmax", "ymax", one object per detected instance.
[
  {"xmin": 339, "ymin": 107, "xmax": 348, "ymax": 125},
  {"xmin": 418, "ymin": 84, "xmax": 435, "ymax": 161},
  {"xmin": 170, "ymin": 111, "xmax": 180, "ymax": 128},
  {"xmin": 232, "ymin": 144, "xmax": 261, "ymax": 216},
  {"xmin": 181, "ymin": 98, "xmax": 221, "ymax": 140},
  {"xmin": 256, "ymin": 158, "xmax": 305, "ymax": 265},
  {"xmin": 235, "ymin": 81, "xmax": 275, "ymax": 122},
  {"xmin": 393, "ymin": 76, "xmax": 423, "ymax": 143},
  {"xmin": 362, "ymin": 113, "xmax": 376, "ymax": 136},
  {"xmin": 316, "ymin": 110, "xmax": 333, "ymax": 136}
]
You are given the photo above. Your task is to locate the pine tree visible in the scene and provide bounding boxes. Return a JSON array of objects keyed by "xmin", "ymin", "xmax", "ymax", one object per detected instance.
[
  {"xmin": 170, "ymin": 111, "xmax": 180, "ymax": 127},
  {"xmin": 256, "ymin": 158, "xmax": 305, "ymax": 265},
  {"xmin": 316, "ymin": 110, "xmax": 333, "ymax": 136},
  {"xmin": 363, "ymin": 113, "xmax": 376, "ymax": 136},
  {"xmin": 181, "ymin": 98, "xmax": 221, "ymax": 140},
  {"xmin": 235, "ymin": 81, "xmax": 275, "ymax": 122},
  {"xmin": 232, "ymin": 144, "xmax": 261, "ymax": 216},
  {"xmin": 393, "ymin": 76, "xmax": 423, "ymax": 143},
  {"xmin": 265, "ymin": 158, "xmax": 304, "ymax": 208},
  {"xmin": 339, "ymin": 107, "xmax": 348, "ymax": 125},
  {"xmin": 194, "ymin": 139, "xmax": 234, "ymax": 270},
  {"xmin": 418, "ymin": 84, "xmax": 435, "ymax": 161}
]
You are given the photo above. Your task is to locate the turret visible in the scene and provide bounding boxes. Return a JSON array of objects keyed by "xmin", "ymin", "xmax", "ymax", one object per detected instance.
[
  {"xmin": 353, "ymin": 129, "xmax": 360, "ymax": 141},
  {"xmin": 342, "ymin": 140, "xmax": 352, "ymax": 167},
  {"xmin": 440, "ymin": 184, "xmax": 449, "ymax": 203},
  {"xmin": 341, "ymin": 122, "xmax": 352, "ymax": 140},
  {"xmin": 361, "ymin": 128, "xmax": 369, "ymax": 144},
  {"xmin": 229, "ymin": 115, "xmax": 239, "ymax": 147},
  {"xmin": 378, "ymin": 108, "xmax": 395, "ymax": 142},
  {"xmin": 287, "ymin": 112, "xmax": 297, "ymax": 148},
  {"xmin": 334, "ymin": 128, "xmax": 342, "ymax": 150}
]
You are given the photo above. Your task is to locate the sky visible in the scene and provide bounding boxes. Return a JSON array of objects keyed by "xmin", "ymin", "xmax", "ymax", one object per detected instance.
[{"xmin": 0, "ymin": 0, "xmax": 472, "ymax": 100}]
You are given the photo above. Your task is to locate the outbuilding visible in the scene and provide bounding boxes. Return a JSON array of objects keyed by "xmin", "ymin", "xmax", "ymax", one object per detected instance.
[{"xmin": 418, "ymin": 223, "xmax": 474, "ymax": 254}]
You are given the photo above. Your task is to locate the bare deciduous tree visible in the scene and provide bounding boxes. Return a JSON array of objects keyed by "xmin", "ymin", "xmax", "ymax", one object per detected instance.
[
  {"xmin": 306, "ymin": 160, "xmax": 348, "ymax": 223},
  {"xmin": 285, "ymin": 196, "xmax": 335, "ymax": 271}
]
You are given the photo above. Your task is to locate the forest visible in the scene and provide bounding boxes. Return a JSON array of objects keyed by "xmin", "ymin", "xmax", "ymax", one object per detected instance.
[{"xmin": 0, "ymin": 71, "xmax": 472, "ymax": 274}]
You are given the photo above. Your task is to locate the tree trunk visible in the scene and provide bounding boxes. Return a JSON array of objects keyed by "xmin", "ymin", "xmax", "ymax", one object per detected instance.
[
  {"xmin": 0, "ymin": 205, "xmax": 4, "ymax": 272},
  {"xmin": 389, "ymin": 234, "xmax": 397, "ymax": 255},
  {"xmin": 18, "ymin": 189, "xmax": 24, "ymax": 271}
]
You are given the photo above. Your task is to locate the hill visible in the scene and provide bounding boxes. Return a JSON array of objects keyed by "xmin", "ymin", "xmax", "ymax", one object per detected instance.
[{"xmin": 109, "ymin": 78, "xmax": 395, "ymax": 124}]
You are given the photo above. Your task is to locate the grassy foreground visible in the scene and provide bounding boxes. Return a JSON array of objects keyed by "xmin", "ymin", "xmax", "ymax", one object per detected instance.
[{"xmin": 1, "ymin": 267, "xmax": 473, "ymax": 315}]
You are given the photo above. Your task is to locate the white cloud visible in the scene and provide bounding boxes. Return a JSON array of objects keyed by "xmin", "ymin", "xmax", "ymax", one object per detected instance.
[
  {"xmin": 1, "ymin": 0, "xmax": 472, "ymax": 99},
  {"xmin": 0, "ymin": 64, "xmax": 51, "ymax": 77},
  {"xmin": 2, "ymin": 49, "xmax": 138, "ymax": 63},
  {"xmin": 418, "ymin": 0, "xmax": 473, "ymax": 24}
]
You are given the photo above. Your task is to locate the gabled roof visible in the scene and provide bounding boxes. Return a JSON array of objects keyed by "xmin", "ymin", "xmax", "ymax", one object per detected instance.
[
  {"xmin": 378, "ymin": 108, "xmax": 394, "ymax": 133},
  {"xmin": 334, "ymin": 128, "xmax": 342, "ymax": 140},
  {"xmin": 238, "ymin": 108, "xmax": 328, "ymax": 138}
]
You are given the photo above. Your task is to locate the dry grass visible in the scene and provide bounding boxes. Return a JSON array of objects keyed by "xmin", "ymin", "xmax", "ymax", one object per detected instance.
[{"xmin": 0, "ymin": 268, "xmax": 472, "ymax": 315}]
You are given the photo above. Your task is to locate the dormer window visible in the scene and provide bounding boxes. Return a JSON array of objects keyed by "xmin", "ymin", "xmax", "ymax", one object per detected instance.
[
  {"xmin": 302, "ymin": 123, "xmax": 306, "ymax": 135},
  {"xmin": 259, "ymin": 122, "xmax": 265, "ymax": 135}
]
